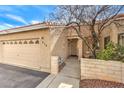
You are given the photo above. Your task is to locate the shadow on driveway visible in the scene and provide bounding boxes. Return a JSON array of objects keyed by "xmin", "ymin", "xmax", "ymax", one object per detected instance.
[{"xmin": 0, "ymin": 63, "xmax": 49, "ymax": 88}]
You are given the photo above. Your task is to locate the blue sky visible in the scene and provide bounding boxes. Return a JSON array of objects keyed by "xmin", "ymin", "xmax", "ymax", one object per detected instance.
[
  {"xmin": 0, "ymin": 5, "xmax": 56, "ymax": 30},
  {"xmin": 0, "ymin": 5, "xmax": 124, "ymax": 31}
]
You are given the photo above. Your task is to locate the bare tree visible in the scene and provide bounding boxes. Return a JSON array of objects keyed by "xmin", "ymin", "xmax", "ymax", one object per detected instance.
[{"xmin": 49, "ymin": 5, "xmax": 124, "ymax": 58}]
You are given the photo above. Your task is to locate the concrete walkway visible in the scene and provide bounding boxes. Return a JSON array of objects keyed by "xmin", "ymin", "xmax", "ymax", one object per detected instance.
[{"xmin": 37, "ymin": 57, "xmax": 80, "ymax": 88}]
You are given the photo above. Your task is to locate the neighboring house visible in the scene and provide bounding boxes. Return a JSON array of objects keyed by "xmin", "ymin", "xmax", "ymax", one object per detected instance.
[{"xmin": 0, "ymin": 14, "xmax": 124, "ymax": 73}]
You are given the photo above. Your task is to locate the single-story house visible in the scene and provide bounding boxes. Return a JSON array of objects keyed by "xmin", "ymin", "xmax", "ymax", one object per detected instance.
[{"xmin": 0, "ymin": 14, "xmax": 124, "ymax": 73}]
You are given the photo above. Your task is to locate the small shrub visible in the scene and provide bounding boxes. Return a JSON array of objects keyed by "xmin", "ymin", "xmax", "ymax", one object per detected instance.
[
  {"xmin": 96, "ymin": 42, "xmax": 124, "ymax": 62},
  {"xmin": 96, "ymin": 42, "xmax": 115, "ymax": 60},
  {"xmin": 113, "ymin": 44, "xmax": 124, "ymax": 62}
]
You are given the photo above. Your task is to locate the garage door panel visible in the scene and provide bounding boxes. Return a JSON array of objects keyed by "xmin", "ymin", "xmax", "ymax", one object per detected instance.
[
  {"xmin": 4, "ymin": 55, "xmax": 40, "ymax": 62},
  {"xmin": 1, "ymin": 39, "xmax": 42, "ymax": 70}
]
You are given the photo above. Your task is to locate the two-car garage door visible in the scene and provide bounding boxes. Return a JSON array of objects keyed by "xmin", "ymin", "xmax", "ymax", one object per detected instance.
[{"xmin": 0, "ymin": 38, "xmax": 42, "ymax": 70}]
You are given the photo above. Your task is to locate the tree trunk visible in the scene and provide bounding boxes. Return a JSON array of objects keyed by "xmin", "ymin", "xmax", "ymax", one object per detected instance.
[{"xmin": 92, "ymin": 49, "xmax": 97, "ymax": 58}]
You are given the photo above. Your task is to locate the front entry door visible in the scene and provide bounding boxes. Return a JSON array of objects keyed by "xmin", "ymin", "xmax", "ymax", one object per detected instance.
[{"xmin": 68, "ymin": 39, "xmax": 78, "ymax": 56}]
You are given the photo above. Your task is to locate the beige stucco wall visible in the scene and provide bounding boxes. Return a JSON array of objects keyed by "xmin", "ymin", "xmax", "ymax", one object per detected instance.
[
  {"xmin": 67, "ymin": 22, "xmax": 124, "ymax": 52},
  {"xmin": 66, "ymin": 26, "xmax": 91, "ymax": 58},
  {"xmin": 100, "ymin": 23, "xmax": 124, "ymax": 49},
  {"xmin": 0, "ymin": 29, "xmax": 51, "ymax": 73},
  {"xmin": 50, "ymin": 23, "xmax": 124, "ymax": 60},
  {"xmin": 50, "ymin": 26, "xmax": 84, "ymax": 60},
  {"xmin": 50, "ymin": 27, "xmax": 68, "ymax": 61},
  {"xmin": 100, "ymin": 26, "xmax": 112, "ymax": 49}
]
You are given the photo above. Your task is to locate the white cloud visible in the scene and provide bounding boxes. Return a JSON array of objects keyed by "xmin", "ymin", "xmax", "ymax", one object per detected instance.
[
  {"xmin": 6, "ymin": 14, "xmax": 28, "ymax": 25},
  {"xmin": 0, "ymin": 25, "xmax": 9, "ymax": 30},
  {"xmin": 3, "ymin": 23, "xmax": 14, "ymax": 28},
  {"xmin": 0, "ymin": 23, "xmax": 20, "ymax": 30},
  {"xmin": 0, "ymin": 23, "xmax": 15, "ymax": 30},
  {"xmin": 30, "ymin": 20, "xmax": 41, "ymax": 24}
]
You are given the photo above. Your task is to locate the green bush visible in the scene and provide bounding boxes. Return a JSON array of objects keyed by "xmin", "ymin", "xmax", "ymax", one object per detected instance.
[
  {"xmin": 96, "ymin": 42, "xmax": 124, "ymax": 62},
  {"xmin": 96, "ymin": 42, "xmax": 115, "ymax": 60},
  {"xmin": 113, "ymin": 44, "xmax": 124, "ymax": 62}
]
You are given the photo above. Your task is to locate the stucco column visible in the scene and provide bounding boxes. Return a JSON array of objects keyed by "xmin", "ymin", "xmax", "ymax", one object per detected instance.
[
  {"xmin": 77, "ymin": 38, "xmax": 82, "ymax": 60},
  {"xmin": 51, "ymin": 56, "xmax": 59, "ymax": 75},
  {"xmin": 111, "ymin": 23, "xmax": 118, "ymax": 44}
]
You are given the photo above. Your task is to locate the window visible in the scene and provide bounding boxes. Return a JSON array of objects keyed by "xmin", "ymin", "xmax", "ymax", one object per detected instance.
[
  {"xmin": 7, "ymin": 42, "xmax": 9, "ymax": 44},
  {"xmin": 35, "ymin": 40, "xmax": 39, "ymax": 44},
  {"xmin": 104, "ymin": 36, "xmax": 110, "ymax": 49},
  {"xmin": 118, "ymin": 33, "xmax": 124, "ymax": 46},
  {"xmin": 24, "ymin": 40, "xmax": 27, "ymax": 44},
  {"xmin": 19, "ymin": 41, "xmax": 22, "ymax": 44},
  {"xmin": 2, "ymin": 42, "xmax": 5, "ymax": 44},
  {"xmin": 29, "ymin": 40, "xmax": 34, "ymax": 44},
  {"xmin": 10, "ymin": 41, "xmax": 13, "ymax": 44},
  {"xmin": 14, "ymin": 41, "xmax": 17, "ymax": 44}
]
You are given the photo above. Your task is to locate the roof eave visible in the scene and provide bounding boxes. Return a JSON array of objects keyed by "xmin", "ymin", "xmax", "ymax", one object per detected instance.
[{"xmin": 0, "ymin": 25, "xmax": 49, "ymax": 35}]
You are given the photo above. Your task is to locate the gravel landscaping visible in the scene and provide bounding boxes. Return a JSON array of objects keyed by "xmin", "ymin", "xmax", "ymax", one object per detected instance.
[{"xmin": 80, "ymin": 79, "xmax": 124, "ymax": 88}]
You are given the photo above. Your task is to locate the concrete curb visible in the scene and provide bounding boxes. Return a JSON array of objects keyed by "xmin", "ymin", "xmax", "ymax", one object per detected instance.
[{"xmin": 36, "ymin": 74, "xmax": 56, "ymax": 88}]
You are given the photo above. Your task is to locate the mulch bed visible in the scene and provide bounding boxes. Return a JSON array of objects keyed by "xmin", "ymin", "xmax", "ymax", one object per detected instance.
[{"xmin": 80, "ymin": 79, "xmax": 124, "ymax": 88}]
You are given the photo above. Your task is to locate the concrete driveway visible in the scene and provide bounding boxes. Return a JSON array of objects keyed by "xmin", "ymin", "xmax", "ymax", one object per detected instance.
[{"xmin": 0, "ymin": 63, "xmax": 49, "ymax": 88}]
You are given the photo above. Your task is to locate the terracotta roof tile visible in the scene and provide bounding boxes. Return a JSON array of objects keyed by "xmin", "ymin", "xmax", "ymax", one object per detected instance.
[{"xmin": 115, "ymin": 14, "xmax": 124, "ymax": 18}]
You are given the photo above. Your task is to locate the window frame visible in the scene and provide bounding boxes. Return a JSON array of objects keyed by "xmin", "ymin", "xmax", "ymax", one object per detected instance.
[
  {"xmin": 118, "ymin": 33, "xmax": 124, "ymax": 46},
  {"xmin": 104, "ymin": 36, "xmax": 110, "ymax": 49}
]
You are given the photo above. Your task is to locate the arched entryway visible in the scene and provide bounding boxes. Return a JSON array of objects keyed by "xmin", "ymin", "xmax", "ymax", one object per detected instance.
[{"xmin": 68, "ymin": 38, "xmax": 83, "ymax": 60}]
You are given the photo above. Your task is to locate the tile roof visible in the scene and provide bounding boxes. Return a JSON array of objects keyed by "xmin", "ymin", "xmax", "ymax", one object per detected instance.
[{"xmin": 0, "ymin": 22, "xmax": 50, "ymax": 35}]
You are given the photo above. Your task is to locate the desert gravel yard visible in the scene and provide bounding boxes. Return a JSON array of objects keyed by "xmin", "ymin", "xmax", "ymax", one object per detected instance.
[
  {"xmin": 0, "ymin": 63, "xmax": 49, "ymax": 88},
  {"xmin": 80, "ymin": 79, "xmax": 124, "ymax": 88}
]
